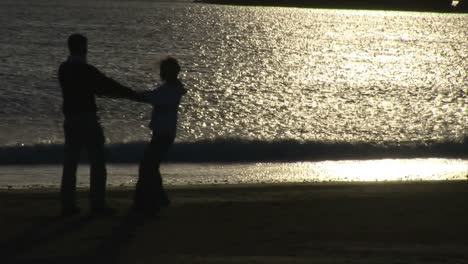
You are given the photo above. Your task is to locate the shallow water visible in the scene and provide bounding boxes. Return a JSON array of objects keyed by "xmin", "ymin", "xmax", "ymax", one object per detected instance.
[
  {"xmin": 0, "ymin": 0, "xmax": 466, "ymax": 147},
  {"xmin": 0, "ymin": 159, "xmax": 466, "ymax": 188}
]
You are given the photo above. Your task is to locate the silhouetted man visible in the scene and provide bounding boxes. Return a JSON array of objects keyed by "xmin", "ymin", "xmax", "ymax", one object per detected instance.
[{"xmin": 58, "ymin": 33, "xmax": 138, "ymax": 217}]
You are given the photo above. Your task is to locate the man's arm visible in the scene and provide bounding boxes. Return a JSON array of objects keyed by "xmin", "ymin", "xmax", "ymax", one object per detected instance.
[{"xmin": 88, "ymin": 65, "xmax": 140, "ymax": 101}]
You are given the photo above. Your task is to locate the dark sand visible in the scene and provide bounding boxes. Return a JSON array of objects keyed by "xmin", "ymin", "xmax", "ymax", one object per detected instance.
[{"xmin": 1, "ymin": 181, "xmax": 468, "ymax": 263}]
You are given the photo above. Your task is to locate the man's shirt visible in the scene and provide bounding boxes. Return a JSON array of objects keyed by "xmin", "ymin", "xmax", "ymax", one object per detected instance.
[{"xmin": 58, "ymin": 56, "xmax": 137, "ymax": 119}]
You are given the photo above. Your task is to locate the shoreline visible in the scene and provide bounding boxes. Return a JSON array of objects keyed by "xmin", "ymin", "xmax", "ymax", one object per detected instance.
[
  {"xmin": 0, "ymin": 159, "xmax": 466, "ymax": 189},
  {"xmin": 1, "ymin": 139, "xmax": 466, "ymax": 164},
  {"xmin": 195, "ymin": 0, "xmax": 468, "ymax": 13},
  {"xmin": 1, "ymin": 181, "xmax": 468, "ymax": 263},
  {"xmin": 2, "ymin": 179, "xmax": 468, "ymax": 192}
]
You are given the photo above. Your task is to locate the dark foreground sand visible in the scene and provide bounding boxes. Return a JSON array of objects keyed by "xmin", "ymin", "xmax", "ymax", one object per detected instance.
[{"xmin": 1, "ymin": 181, "xmax": 468, "ymax": 263}]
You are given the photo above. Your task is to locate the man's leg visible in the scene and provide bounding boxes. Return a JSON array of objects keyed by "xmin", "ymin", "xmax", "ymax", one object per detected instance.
[
  {"xmin": 61, "ymin": 123, "xmax": 81, "ymax": 216},
  {"xmin": 86, "ymin": 123, "xmax": 109, "ymax": 213}
]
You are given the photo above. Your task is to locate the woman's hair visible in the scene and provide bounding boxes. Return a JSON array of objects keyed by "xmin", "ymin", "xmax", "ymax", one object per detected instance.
[{"xmin": 160, "ymin": 56, "xmax": 180, "ymax": 81}]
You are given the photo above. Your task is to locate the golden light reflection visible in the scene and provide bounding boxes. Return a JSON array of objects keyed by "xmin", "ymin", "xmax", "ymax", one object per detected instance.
[
  {"xmin": 313, "ymin": 159, "xmax": 468, "ymax": 182},
  {"xmin": 0, "ymin": 160, "xmax": 466, "ymax": 188}
]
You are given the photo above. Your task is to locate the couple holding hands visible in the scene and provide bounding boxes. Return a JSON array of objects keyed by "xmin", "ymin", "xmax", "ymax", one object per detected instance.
[{"xmin": 58, "ymin": 33, "xmax": 186, "ymax": 217}]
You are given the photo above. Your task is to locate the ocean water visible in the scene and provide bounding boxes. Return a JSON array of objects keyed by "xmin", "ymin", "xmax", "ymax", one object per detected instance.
[
  {"xmin": 0, "ymin": 0, "xmax": 466, "ymax": 147},
  {"xmin": 0, "ymin": 0, "xmax": 467, "ymax": 185}
]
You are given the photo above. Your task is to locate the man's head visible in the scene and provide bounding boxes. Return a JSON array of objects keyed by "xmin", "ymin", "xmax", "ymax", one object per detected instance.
[
  {"xmin": 67, "ymin": 33, "xmax": 87, "ymax": 57},
  {"xmin": 160, "ymin": 56, "xmax": 180, "ymax": 81}
]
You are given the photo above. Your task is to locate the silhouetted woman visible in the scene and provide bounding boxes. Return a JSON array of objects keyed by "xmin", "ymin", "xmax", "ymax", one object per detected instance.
[{"xmin": 134, "ymin": 57, "xmax": 187, "ymax": 216}]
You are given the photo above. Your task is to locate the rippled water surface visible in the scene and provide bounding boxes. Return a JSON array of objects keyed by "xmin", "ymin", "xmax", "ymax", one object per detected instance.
[{"xmin": 0, "ymin": 0, "xmax": 467, "ymax": 146}]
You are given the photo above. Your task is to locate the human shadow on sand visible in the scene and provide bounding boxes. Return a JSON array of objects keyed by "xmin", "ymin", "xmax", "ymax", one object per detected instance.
[
  {"xmin": 84, "ymin": 212, "xmax": 153, "ymax": 264},
  {"xmin": 1, "ymin": 212, "xmax": 155, "ymax": 264},
  {"xmin": 1, "ymin": 215, "xmax": 93, "ymax": 264}
]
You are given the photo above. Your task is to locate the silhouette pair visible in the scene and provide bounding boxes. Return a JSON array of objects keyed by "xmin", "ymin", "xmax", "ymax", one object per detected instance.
[{"xmin": 58, "ymin": 33, "xmax": 186, "ymax": 217}]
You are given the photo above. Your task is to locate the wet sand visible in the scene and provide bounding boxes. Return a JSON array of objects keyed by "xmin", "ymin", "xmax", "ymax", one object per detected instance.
[{"xmin": 1, "ymin": 181, "xmax": 468, "ymax": 263}]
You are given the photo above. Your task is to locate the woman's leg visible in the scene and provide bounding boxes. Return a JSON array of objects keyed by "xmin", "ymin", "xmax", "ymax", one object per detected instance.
[
  {"xmin": 153, "ymin": 134, "xmax": 175, "ymax": 207},
  {"xmin": 134, "ymin": 143, "xmax": 157, "ymax": 211},
  {"xmin": 134, "ymin": 133, "xmax": 175, "ymax": 213}
]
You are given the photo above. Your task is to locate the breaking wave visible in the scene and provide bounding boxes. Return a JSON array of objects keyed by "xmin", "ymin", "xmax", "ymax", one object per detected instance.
[{"xmin": 0, "ymin": 138, "xmax": 466, "ymax": 164}]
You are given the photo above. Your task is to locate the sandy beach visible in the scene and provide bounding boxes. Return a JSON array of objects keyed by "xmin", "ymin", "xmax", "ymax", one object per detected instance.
[{"xmin": 1, "ymin": 181, "xmax": 468, "ymax": 263}]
